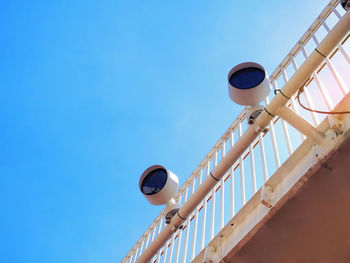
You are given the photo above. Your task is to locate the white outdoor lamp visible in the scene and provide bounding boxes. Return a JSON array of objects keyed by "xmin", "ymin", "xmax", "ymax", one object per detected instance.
[
  {"xmin": 228, "ymin": 62, "xmax": 271, "ymax": 125},
  {"xmin": 228, "ymin": 61, "xmax": 325, "ymax": 145},
  {"xmin": 139, "ymin": 165, "xmax": 180, "ymax": 224}
]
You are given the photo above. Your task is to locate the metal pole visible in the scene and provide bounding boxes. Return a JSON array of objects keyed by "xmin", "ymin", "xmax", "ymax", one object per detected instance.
[{"xmin": 135, "ymin": 10, "xmax": 350, "ymax": 263}]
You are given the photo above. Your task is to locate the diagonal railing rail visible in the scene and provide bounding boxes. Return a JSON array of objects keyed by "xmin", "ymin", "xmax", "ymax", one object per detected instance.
[{"xmin": 122, "ymin": 0, "xmax": 350, "ymax": 262}]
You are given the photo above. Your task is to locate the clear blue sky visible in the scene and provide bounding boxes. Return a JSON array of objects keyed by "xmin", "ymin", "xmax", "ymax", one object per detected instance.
[{"xmin": 1, "ymin": 0, "xmax": 330, "ymax": 262}]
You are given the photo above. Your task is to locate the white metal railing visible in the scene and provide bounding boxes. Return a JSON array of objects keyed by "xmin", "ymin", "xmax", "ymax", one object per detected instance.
[{"xmin": 123, "ymin": 1, "xmax": 350, "ymax": 262}]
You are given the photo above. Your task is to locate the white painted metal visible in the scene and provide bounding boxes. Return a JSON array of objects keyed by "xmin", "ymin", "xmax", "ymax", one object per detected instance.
[
  {"xmin": 181, "ymin": 183, "xmax": 192, "ymax": 263},
  {"xmin": 220, "ymin": 142, "xmax": 225, "ymax": 230},
  {"xmin": 135, "ymin": 10, "xmax": 350, "ymax": 259},
  {"xmin": 174, "ymin": 193, "xmax": 186, "ymax": 263},
  {"xmin": 230, "ymin": 131, "xmax": 235, "ymax": 218},
  {"xmin": 282, "ymin": 119, "xmax": 293, "ymax": 155},
  {"xmin": 167, "ymin": 234, "xmax": 175, "ymax": 263},
  {"xmin": 269, "ymin": 121, "xmax": 281, "ymax": 168},
  {"xmin": 139, "ymin": 241, "xmax": 145, "ymax": 259},
  {"xmin": 151, "ymin": 227, "xmax": 156, "ymax": 243},
  {"xmin": 331, "ymin": 5, "xmax": 342, "ymax": 19},
  {"xmin": 190, "ymin": 179, "xmax": 199, "ymax": 261},
  {"xmin": 321, "ymin": 19, "xmax": 350, "ymax": 65},
  {"xmin": 291, "ymin": 57, "xmax": 320, "ymax": 126},
  {"xmin": 230, "ymin": 166, "xmax": 235, "ymax": 217},
  {"xmin": 265, "ymin": 97, "xmax": 281, "ymax": 169},
  {"xmin": 238, "ymin": 122, "xmax": 245, "ymax": 206},
  {"xmin": 249, "ymin": 144, "xmax": 257, "ymax": 193},
  {"xmin": 259, "ymin": 134, "xmax": 269, "ymax": 182},
  {"xmin": 277, "ymin": 106, "xmax": 325, "ymax": 145},
  {"xmin": 123, "ymin": 2, "xmax": 350, "ymax": 262},
  {"xmin": 200, "ymin": 194, "xmax": 207, "ymax": 251},
  {"xmin": 222, "ymin": 141, "xmax": 226, "ymax": 159},
  {"xmin": 313, "ymin": 72, "xmax": 333, "ymax": 110},
  {"xmin": 157, "ymin": 219, "xmax": 163, "ymax": 236},
  {"xmin": 210, "ymin": 153, "xmax": 218, "ymax": 240},
  {"xmin": 190, "ymin": 210, "xmax": 199, "ymax": 260},
  {"xmin": 161, "ymin": 240, "xmax": 169, "ymax": 263},
  {"xmin": 230, "ymin": 130, "xmax": 234, "ymax": 148},
  {"xmin": 144, "ymin": 233, "xmax": 150, "ymax": 250},
  {"xmin": 272, "ymin": 80, "xmax": 293, "ymax": 155},
  {"xmin": 132, "ymin": 247, "xmax": 139, "ymax": 263},
  {"xmin": 181, "ymin": 217, "xmax": 190, "ymax": 263},
  {"xmin": 282, "ymin": 68, "xmax": 306, "ymax": 141},
  {"xmin": 281, "ymin": 68, "xmax": 301, "ymax": 117},
  {"xmin": 155, "ymin": 247, "xmax": 161, "ymax": 263},
  {"xmin": 155, "ymin": 221, "xmax": 164, "ymax": 262},
  {"xmin": 302, "ymin": 87, "xmax": 320, "ymax": 125},
  {"xmin": 193, "ymin": 113, "xmax": 350, "ymax": 263},
  {"xmin": 300, "ymin": 45, "xmax": 333, "ymax": 110},
  {"xmin": 311, "ymin": 31, "xmax": 348, "ymax": 95},
  {"xmin": 200, "ymin": 162, "xmax": 210, "ymax": 250}
]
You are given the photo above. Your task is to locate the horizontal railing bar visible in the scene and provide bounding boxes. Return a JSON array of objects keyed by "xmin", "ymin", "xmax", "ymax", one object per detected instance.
[
  {"xmin": 122, "ymin": 1, "xmax": 348, "ymax": 261},
  {"xmin": 269, "ymin": 0, "xmax": 338, "ymax": 81},
  {"xmin": 135, "ymin": 10, "xmax": 350, "ymax": 262}
]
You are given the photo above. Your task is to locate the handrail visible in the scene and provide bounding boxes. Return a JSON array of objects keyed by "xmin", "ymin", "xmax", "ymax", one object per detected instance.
[{"xmin": 122, "ymin": 1, "xmax": 349, "ymax": 262}]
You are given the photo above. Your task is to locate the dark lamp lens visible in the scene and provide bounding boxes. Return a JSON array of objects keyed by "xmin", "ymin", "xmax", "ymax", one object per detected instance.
[
  {"xmin": 229, "ymin": 67, "xmax": 265, "ymax": 90},
  {"xmin": 141, "ymin": 168, "xmax": 168, "ymax": 195}
]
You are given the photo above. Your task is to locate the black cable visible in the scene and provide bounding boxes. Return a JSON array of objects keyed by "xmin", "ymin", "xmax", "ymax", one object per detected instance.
[
  {"xmin": 297, "ymin": 82, "xmax": 350, "ymax": 115},
  {"xmin": 210, "ymin": 172, "xmax": 219, "ymax": 181},
  {"xmin": 274, "ymin": 89, "xmax": 291, "ymax": 99}
]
